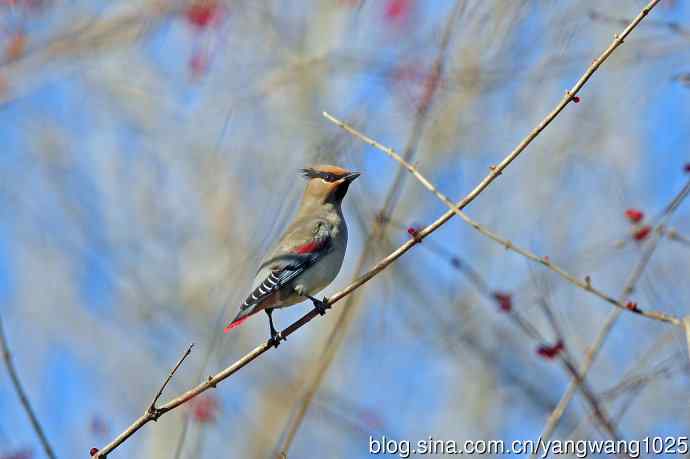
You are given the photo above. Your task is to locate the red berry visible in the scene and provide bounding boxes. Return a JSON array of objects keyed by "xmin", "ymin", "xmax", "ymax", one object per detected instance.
[
  {"xmin": 492, "ymin": 292, "xmax": 512, "ymax": 312},
  {"xmin": 537, "ymin": 340, "xmax": 564, "ymax": 359},
  {"xmin": 191, "ymin": 394, "xmax": 218, "ymax": 423},
  {"xmin": 407, "ymin": 226, "xmax": 422, "ymax": 242},
  {"xmin": 185, "ymin": 1, "xmax": 220, "ymax": 29},
  {"xmin": 572, "ymin": 95, "xmax": 580, "ymax": 103},
  {"xmin": 633, "ymin": 225, "xmax": 652, "ymax": 241},
  {"xmin": 684, "ymin": 163, "xmax": 690, "ymax": 173},
  {"xmin": 89, "ymin": 448, "xmax": 99, "ymax": 457},
  {"xmin": 624, "ymin": 208, "xmax": 644, "ymax": 223},
  {"xmin": 625, "ymin": 301, "xmax": 639, "ymax": 312},
  {"xmin": 384, "ymin": 0, "xmax": 411, "ymax": 23}
]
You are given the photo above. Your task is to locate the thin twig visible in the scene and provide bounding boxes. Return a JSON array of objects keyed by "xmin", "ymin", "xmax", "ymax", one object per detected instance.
[
  {"xmin": 568, "ymin": 336, "xmax": 685, "ymax": 441},
  {"xmin": 489, "ymin": 286, "xmax": 624, "ymax": 446},
  {"xmin": 323, "ymin": 0, "xmax": 663, "ymax": 308},
  {"xmin": 536, "ymin": 300, "xmax": 624, "ymax": 448},
  {"xmin": 95, "ymin": 339, "xmax": 271, "ymax": 458},
  {"xmin": 93, "ymin": 344, "xmax": 195, "ymax": 457},
  {"xmin": 324, "ymin": 111, "xmax": 682, "ymax": 326},
  {"xmin": 557, "ymin": 356, "xmax": 626, "ymax": 446},
  {"xmin": 0, "ymin": 314, "xmax": 58, "ymax": 459},
  {"xmin": 599, "ymin": 353, "xmax": 683, "ymax": 401},
  {"xmin": 614, "ymin": 225, "xmax": 690, "ymax": 251},
  {"xmin": 588, "ymin": 9, "xmax": 690, "ymax": 40},
  {"xmin": 663, "ymin": 227, "xmax": 690, "ymax": 248},
  {"xmin": 95, "ymin": 1, "xmax": 661, "ymax": 455},
  {"xmin": 384, "ymin": 215, "xmax": 493, "ymax": 294},
  {"xmin": 534, "ymin": 179, "xmax": 690, "ymax": 453},
  {"xmin": 400, "ymin": 236, "xmax": 582, "ymax": 431},
  {"xmin": 147, "ymin": 344, "xmax": 194, "ymax": 418}
]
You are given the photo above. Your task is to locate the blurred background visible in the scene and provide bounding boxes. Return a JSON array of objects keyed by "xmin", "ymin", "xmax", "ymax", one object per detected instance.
[{"xmin": 1, "ymin": 0, "xmax": 690, "ymax": 458}]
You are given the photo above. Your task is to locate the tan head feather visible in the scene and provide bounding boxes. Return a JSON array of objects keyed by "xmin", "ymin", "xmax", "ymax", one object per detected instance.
[{"xmin": 299, "ymin": 164, "xmax": 360, "ymax": 206}]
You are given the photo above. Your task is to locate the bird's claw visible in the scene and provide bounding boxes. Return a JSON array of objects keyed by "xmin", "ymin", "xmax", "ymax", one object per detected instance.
[
  {"xmin": 312, "ymin": 297, "xmax": 331, "ymax": 316},
  {"xmin": 268, "ymin": 331, "xmax": 285, "ymax": 348}
]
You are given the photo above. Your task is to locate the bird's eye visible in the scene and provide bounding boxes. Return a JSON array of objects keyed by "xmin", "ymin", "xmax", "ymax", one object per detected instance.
[{"xmin": 322, "ymin": 173, "xmax": 337, "ymax": 182}]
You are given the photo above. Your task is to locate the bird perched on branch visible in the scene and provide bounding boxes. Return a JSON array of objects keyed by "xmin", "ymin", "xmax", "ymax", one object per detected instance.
[{"xmin": 225, "ymin": 165, "xmax": 360, "ymax": 347}]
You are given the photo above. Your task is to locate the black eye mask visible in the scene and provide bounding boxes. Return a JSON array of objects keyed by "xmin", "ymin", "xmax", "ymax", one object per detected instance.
[{"xmin": 300, "ymin": 168, "xmax": 342, "ymax": 182}]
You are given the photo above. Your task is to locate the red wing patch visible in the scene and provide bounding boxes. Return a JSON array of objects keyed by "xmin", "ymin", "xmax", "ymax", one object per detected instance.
[{"xmin": 293, "ymin": 240, "xmax": 325, "ymax": 254}]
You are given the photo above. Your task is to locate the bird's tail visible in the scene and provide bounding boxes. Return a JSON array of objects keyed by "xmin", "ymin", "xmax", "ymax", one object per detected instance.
[{"xmin": 223, "ymin": 307, "xmax": 256, "ymax": 333}]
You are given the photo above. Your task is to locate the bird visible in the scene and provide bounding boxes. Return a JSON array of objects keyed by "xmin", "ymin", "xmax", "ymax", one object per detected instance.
[{"xmin": 225, "ymin": 165, "xmax": 360, "ymax": 347}]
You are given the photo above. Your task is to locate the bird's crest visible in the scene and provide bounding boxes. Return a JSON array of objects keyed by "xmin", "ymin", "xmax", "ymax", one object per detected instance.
[{"xmin": 300, "ymin": 165, "xmax": 350, "ymax": 182}]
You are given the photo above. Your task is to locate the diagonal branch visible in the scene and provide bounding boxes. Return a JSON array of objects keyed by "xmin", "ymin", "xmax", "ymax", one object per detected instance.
[
  {"xmin": 147, "ymin": 344, "xmax": 194, "ymax": 418},
  {"xmin": 332, "ymin": 104, "xmax": 688, "ymax": 446},
  {"xmin": 94, "ymin": 1, "xmax": 662, "ymax": 456},
  {"xmin": 533, "ymin": 178, "xmax": 690, "ymax": 452},
  {"xmin": 325, "ymin": 111, "xmax": 632, "ymax": 449},
  {"xmin": 0, "ymin": 314, "xmax": 58, "ymax": 459},
  {"xmin": 536, "ymin": 300, "xmax": 624, "ymax": 447},
  {"xmin": 323, "ymin": 111, "xmax": 682, "ymax": 327},
  {"xmin": 588, "ymin": 9, "xmax": 690, "ymax": 41},
  {"xmin": 92, "ymin": 344, "xmax": 194, "ymax": 457}
]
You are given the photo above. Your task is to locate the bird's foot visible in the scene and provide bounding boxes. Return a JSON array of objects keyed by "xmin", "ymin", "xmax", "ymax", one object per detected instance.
[
  {"xmin": 311, "ymin": 296, "xmax": 331, "ymax": 316},
  {"xmin": 268, "ymin": 331, "xmax": 285, "ymax": 349}
]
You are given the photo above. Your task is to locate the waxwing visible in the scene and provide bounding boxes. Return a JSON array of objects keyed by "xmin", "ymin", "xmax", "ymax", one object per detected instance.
[{"xmin": 225, "ymin": 165, "xmax": 360, "ymax": 347}]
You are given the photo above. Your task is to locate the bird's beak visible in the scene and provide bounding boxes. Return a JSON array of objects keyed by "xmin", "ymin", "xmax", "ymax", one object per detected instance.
[{"xmin": 342, "ymin": 171, "xmax": 360, "ymax": 183}]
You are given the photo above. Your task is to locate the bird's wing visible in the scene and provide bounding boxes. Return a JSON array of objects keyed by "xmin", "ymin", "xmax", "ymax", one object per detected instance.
[{"xmin": 225, "ymin": 220, "xmax": 332, "ymax": 331}]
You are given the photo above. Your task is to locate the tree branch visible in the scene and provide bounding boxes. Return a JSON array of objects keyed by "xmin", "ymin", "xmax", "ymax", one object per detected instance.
[
  {"xmin": 95, "ymin": 0, "xmax": 662, "ymax": 456},
  {"xmin": 323, "ymin": 111, "xmax": 682, "ymax": 327},
  {"xmin": 93, "ymin": 344, "xmax": 195, "ymax": 457},
  {"xmin": 326, "ymin": 111, "xmax": 634, "ymax": 451},
  {"xmin": 146, "ymin": 344, "xmax": 194, "ymax": 419},
  {"xmin": 0, "ymin": 314, "xmax": 58, "ymax": 459},
  {"xmin": 537, "ymin": 300, "xmax": 625, "ymax": 449},
  {"xmin": 533, "ymin": 178, "xmax": 690, "ymax": 452}
]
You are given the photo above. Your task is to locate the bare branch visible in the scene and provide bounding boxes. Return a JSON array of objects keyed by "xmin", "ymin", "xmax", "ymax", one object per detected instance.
[
  {"xmin": 534, "ymin": 179, "xmax": 690, "ymax": 452},
  {"xmin": 0, "ymin": 314, "xmax": 58, "ymax": 459},
  {"xmin": 536, "ymin": 300, "xmax": 624, "ymax": 447},
  {"xmin": 324, "ymin": 111, "xmax": 682, "ymax": 326},
  {"xmin": 588, "ymin": 9, "xmax": 690, "ymax": 40},
  {"xmin": 147, "ymin": 343, "xmax": 194, "ymax": 419},
  {"xmin": 95, "ymin": 1, "xmax": 663, "ymax": 456}
]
